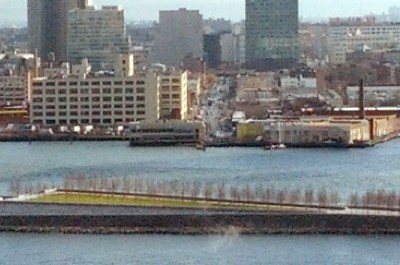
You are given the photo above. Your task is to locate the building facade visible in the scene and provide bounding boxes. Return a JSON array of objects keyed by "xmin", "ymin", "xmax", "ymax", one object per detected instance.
[
  {"xmin": 30, "ymin": 72, "xmax": 159, "ymax": 126},
  {"xmin": 245, "ymin": 0, "xmax": 299, "ymax": 70},
  {"xmin": 28, "ymin": 0, "xmax": 90, "ymax": 61},
  {"xmin": 346, "ymin": 85, "xmax": 400, "ymax": 107},
  {"xmin": 220, "ymin": 33, "xmax": 246, "ymax": 65},
  {"xmin": 159, "ymin": 71, "xmax": 188, "ymax": 120},
  {"xmin": 328, "ymin": 17, "xmax": 400, "ymax": 64},
  {"xmin": 128, "ymin": 121, "xmax": 205, "ymax": 146},
  {"xmin": 66, "ymin": 5, "xmax": 131, "ymax": 70},
  {"xmin": 203, "ymin": 34, "xmax": 222, "ymax": 69},
  {"xmin": 153, "ymin": 9, "xmax": 203, "ymax": 66},
  {"xmin": 0, "ymin": 74, "xmax": 31, "ymax": 106},
  {"xmin": 263, "ymin": 120, "xmax": 371, "ymax": 145}
]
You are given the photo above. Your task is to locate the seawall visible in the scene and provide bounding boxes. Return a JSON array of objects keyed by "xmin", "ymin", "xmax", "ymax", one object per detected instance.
[{"xmin": 1, "ymin": 212, "xmax": 400, "ymax": 235}]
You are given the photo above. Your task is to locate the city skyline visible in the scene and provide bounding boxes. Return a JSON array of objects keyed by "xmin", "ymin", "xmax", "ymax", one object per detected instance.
[{"xmin": 1, "ymin": 0, "xmax": 400, "ymax": 26}]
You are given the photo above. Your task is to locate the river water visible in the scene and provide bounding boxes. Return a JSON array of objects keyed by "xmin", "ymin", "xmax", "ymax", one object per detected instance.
[
  {"xmin": 1, "ymin": 233, "xmax": 400, "ymax": 265},
  {"xmin": 1, "ymin": 140, "xmax": 400, "ymax": 263},
  {"xmin": 1, "ymin": 139, "xmax": 400, "ymax": 196}
]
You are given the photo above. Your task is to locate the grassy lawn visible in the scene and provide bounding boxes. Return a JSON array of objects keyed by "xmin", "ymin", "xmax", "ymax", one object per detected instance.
[{"xmin": 30, "ymin": 192, "xmax": 281, "ymax": 211}]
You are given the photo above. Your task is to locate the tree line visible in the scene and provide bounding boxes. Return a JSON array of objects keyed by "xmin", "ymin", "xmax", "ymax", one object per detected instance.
[{"xmin": 8, "ymin": 175, "xmax": 400, "ymax": 210}]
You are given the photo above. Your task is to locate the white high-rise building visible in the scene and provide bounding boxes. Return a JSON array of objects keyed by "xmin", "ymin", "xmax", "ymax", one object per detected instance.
[
  {"xmin": 153, "ymin": 8, "xmax": 203, "ymax": 67},
  {"xmin": 66, "ymin": 5, "xmax": 130, "ymax": 70}
]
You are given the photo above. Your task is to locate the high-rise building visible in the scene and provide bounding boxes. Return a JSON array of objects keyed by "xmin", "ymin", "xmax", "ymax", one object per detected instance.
[
  {"xmin": 28, "ymin": 0, "xmax": 90, "ymax": 62},
  {"xmin": 66, "ymin": 5, "xmax": 131, "ymax": 70},
  {"xmin": 153, "ymin": 8, "xmax": 204, "ymax": 67},
  {"xmin": 203, "ymin": 34, "xmax": 222, "ymax": 69},
  {"xmin": 245, "ymin": 0, "xmax": 299, "ymax": 70}
]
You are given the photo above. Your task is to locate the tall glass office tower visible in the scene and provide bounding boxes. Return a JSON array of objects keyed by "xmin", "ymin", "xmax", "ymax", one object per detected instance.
[
  {"xmin": 28, "ymin": 0, "xmax": 90, "ymax": 61},
  {"xmin": 245, "ymin": 0, "xmax": 299, "ymax": 70}
]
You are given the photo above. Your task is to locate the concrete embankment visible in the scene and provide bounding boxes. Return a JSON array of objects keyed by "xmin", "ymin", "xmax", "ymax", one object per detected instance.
[
  {"xmin": 1, "ymin": 203, "xmax": 400, "ymax": 235},
  {"xmin": 0, "ymin": 134, "xmax": 129, "ymax": 142},
  {"xmin": 0, "ymin": 132, "xmax": 398, "ymax": 148}
]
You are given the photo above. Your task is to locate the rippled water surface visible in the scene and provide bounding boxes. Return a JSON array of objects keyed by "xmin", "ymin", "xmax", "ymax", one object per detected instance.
[
  {"xmin": 1, "ymin": 234, "xmax": 399, "ymax": 265},
  {"xmin": 2, "ymin": 141, "xmax": 400, "ymax": 263},
  {"xmin": 1, "ymin": 140, "xmax": 400, "ymax": 195}
]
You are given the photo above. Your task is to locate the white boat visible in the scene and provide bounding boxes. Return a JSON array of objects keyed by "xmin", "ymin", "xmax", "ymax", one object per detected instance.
[
  {"xmin": 272, "ymin": 143, "xmax": 286, "ymax": 149},
  {"xmin": 266, "ymin": 143, "xmax": 286, "ymax": 150}
]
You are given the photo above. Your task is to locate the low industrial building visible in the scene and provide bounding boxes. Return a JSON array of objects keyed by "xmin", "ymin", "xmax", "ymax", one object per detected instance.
[
  {"xmin": 128, "ymin": 121, "xmax": 205, "ymax": 146},
  {"xmin": 264, "ymin": 119, "xmax": 370, "ymax": 146},
  {"xmin": 236, "ymin": 115, "xmax": 398, "ymax": 147},
  {"xmin": 235, "ymin": 122, "xmax": 264, "ymax": 143}
]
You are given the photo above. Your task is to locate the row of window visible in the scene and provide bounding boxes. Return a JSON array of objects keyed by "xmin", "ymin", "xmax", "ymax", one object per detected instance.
[
  {"xmin": 33, "ymin": 80, "xmax": 145, "ymax": 87},
  {"xmin": 161, "ymin": 78, "xmax": 181, "ymax": 83},
  {"xmin": 32, "ymin": 87, "xmax": 145, "ymax": 95},
  {"xmin": 32, "ymin": 103, "xmax": 145, "ymax": 110},
  {"xmin": 35, "ymin": 117, "xmax": 145, "ymax": 125},
  {"xmin": 32, "ymin": 96, "xmax": 145, "ymax": 103},
  {"xmin": 0, "ymin": 97, "xmax": 25, "ymax": 102},
  {"xmin": 161, "ymin": 85, "xmax": 181, "ymax": 91},
  {"xmin": 33, "ymin": 110, "xmax": 145, "ymax": 117},
  {"xmin": 161, "ymin": 94, "xmax": 181, "ymax": 99},
  {"xmin": 0, "ymin": 87, "xmax": 25, "ymax": 91}
]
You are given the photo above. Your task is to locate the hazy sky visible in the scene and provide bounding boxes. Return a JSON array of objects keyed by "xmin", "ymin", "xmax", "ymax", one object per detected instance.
[{"xmin": 2, "ymin": 0, "xmax": 400, "ymax": 25}]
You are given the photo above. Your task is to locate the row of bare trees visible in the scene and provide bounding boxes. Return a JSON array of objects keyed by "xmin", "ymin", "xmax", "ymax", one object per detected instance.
[
  {"xmin": 9, "ymin": 175, "xmax": 400, "ymax": 210},
  {"xmin": 348, "ymin": 190, "xmax": 400, "ymax": 209}
]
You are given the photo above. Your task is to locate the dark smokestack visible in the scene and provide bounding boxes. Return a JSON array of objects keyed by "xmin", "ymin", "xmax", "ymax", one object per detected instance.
[{"xmin": 359, "ymin": 79, "xmax": 365, "ymax": 119}]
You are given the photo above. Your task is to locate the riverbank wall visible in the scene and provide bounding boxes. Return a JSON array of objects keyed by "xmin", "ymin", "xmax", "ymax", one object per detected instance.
[
  {"xmin": 0, "ymin": 132, "xmax": 398, "ymax": 148},
  {"xmin": 0, "ymin": 134, "xmax": 129, "ymax": 142},
  {"xmin": 1, "ymin": 212, "xmax": 400, "ymax": 235}
]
